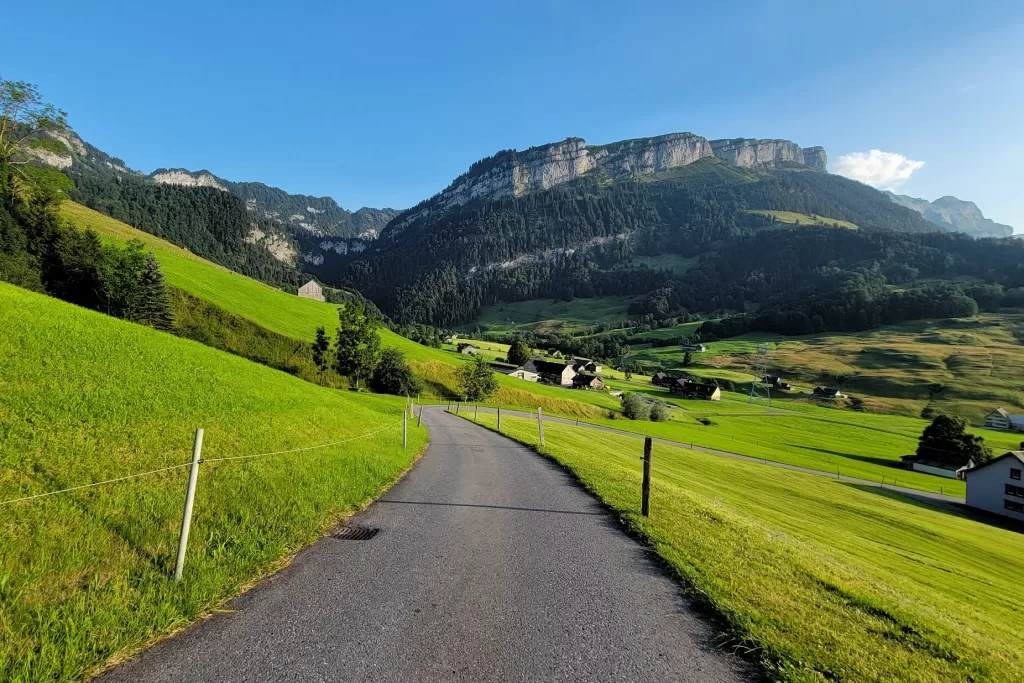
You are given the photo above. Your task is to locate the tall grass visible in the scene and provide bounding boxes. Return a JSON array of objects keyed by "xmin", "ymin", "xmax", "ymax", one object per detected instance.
[
  {"xmin": 0, "ymin": 283, "xmax": 427, "ymax": 681},
  {"xmin": 464, "ymin": 411, "xmax": 1024, "ymax": 682}
]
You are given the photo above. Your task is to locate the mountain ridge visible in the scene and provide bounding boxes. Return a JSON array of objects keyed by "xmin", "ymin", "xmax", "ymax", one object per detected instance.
[
  {"xmin": 885, "ymin": 191, "xmax": 1014, "ymax": 238},
  {"xmin": 385, "ymin": 133, "xmax": 826, "ymax": 238}
]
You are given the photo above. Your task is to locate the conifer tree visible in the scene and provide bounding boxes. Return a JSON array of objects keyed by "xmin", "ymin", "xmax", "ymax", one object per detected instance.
[{"xmin": 137, "ymin": 252, "xmax": 173, "ymax": 330}]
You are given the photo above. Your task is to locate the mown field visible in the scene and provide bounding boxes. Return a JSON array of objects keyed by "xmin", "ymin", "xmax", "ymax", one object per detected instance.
[
  {"xmin": 746, "ymin": 209, "xmax": 859, "ymax": 229},
  {"xmin": 460, "ymin": 411, "xmax": 1024, "ymax": 682},
  {"xmin": 0, "ymin": 283, "xmax": 428, "ymax": 681},
  {"xmin": 464, "ymin": 295, "xmax": 634, "ymax": 335}
]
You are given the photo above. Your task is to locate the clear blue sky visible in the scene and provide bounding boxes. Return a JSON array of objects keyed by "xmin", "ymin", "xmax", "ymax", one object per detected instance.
[{"xmin": 5, "ymin": 0, "xmax": 1023, "ymax": 229}]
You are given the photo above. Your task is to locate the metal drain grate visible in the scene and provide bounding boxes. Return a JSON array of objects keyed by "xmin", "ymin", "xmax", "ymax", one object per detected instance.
[{"xmin": 331, "ymin": 526, "xmax": 380, "ymax": 541}]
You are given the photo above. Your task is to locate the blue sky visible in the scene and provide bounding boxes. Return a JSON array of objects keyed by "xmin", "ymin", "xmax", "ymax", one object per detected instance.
[{"xmin": 5, "ymin": 0, "xmax": 1023, "ymax": 229}]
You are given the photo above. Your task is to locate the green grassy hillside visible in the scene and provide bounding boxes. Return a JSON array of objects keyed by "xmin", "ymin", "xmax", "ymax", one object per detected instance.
[
  {"xmin": 747, "ymin": 209, "xmax": 858, "ymax": 229},
  {"xmin": 0, "ymin": 283, "xmax": 427, "ymax": 681},
  {"xmin": 463, "ymin": 412, "xmax": 1024, "ymax": 682},
  {"xmin": 61, "ymin": 202, "xmax": 611, "ymax": 417}
]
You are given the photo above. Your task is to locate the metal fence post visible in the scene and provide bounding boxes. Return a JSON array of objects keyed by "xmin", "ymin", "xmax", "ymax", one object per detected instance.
[
  {"xmin": 537, "ymin": 407, "xmax": 545, "ymax": 446},
  {"xmin": 642, "ymin": 437, "xmax": 652, "ymax": 517},
  {"xmin": 497, "ymin": 406, "xmax": 501, "ymax": 431},
  {"xmin": 417, "ymin": 406, "xmax": 423, "ymax": 428},
  {"xmin": 174, "ymin": 428, "xmax": 204, "ymax": 581},
  {"xmin": 403, "ymin": 411, "xmax": 408, "ymax": 449}
]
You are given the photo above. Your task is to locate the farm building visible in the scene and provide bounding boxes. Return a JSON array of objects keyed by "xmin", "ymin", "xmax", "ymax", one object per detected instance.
[
  {"xmin": 509, "ymin": 368, "xmax": 540, "ymax": 382},
  {"xmin": 813, "ymin": 386, "xmax": 843, "ymax": 399},
  {"xmin": 984, "ymin": 408, "xmax": 1024, "ymax": 432},
  {"xmin": 457, "ymin": 343, "xmax": 480, "ymax": 355},
  {"xmin": 530, "ymin": 359, "xmax": 577, "ymax": 387},
  {"xmin": 670, "ymin": 378, "xmax": 721, "ymax": 401},
  {"xmin": 965, "ymin": 451, "xmax": 1024, "ymax": 521},
  {"xmin": 572, "ymin": 374, "xmax": 605, "ymax": 390},
  {"xmin": 764, "ymin": 375, "xmax": 793, "ymax": 391},
  {"xmin": 681, "ymin": 344, "xmax": 707, "ymax": 352},
  {"xmin": 572, "ymin": 360, "xmax": 603, "ymax": 374},
  {"xmin": 652, "ymin": 372, "xmax": 672, "ymax": 387},
  {"xmin": 297, "ymin": 279, "xmax": 325, "ymax": 302},
  {"xmin": 900, "ymin": 454, "xmax": 975, "ymax": 479}
]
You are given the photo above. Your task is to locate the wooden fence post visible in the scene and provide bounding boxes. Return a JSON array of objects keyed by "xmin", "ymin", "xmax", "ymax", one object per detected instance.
[
  {"xmin": 403, "ymin": 411, "xmax": 408, "ymax": 449},
  {"xmin": 497, "ymin": 406, "xmax": 501, "ymax": 431},
  {"xmin": 417, "ymin": 406, "xmax": 423, "ymax": 428},
  {"xmin": 642, "ymin": 437, "xmax": 652, "ymax": 517},
  {"xmin": 474, "ymin": 403, "xmax": 478, "ymax": 421},
  {"xmin": 174, "ymin": 428, "xmax": 204, "ymax": 581},
  {"xmin": 537, "ymin": 407, "xmax": 545, "ymax": 446}
]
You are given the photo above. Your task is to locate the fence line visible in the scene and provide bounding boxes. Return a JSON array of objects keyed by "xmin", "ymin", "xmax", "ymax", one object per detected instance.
[{"xmin": 0, "ymin": 418, "xmax": 405, "ymax": 507}]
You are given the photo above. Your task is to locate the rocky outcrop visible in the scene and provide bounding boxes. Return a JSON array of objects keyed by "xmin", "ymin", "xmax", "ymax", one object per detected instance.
[
  {"xmin": 151, "ymin": 169, "xmax": 228, "ymax": 192},
  {"xmin": 390, "ymin": 132, "xmax": 826, "ymax": 234},
  {"xmin": 886, "ymin": 192, "xmax": 1014, "ymax": 238}
]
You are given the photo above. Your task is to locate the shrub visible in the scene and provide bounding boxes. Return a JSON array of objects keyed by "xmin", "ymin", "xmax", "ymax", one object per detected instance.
[
  {"xmin": 371, "ymin": 347, "xmax": 421, "ymax": 397},
  {"xmin": 621, "ymin": 392, "xmax": 651, "ymax": 420},
  {"xmin": 649, "ymin": 403, "xmax": 669, "ymax": 422}
]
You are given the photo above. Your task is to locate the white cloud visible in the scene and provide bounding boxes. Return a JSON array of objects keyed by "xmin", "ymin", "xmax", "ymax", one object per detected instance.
[{"xmin": 831, "ymin": 150, "xmax": 925, "ymax": 190}]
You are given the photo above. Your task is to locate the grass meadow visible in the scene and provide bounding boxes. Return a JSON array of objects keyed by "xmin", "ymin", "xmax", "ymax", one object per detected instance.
[
  {"xmin": 0, "ymin": 283, "xmax": 428, "ymax": 681},
  {"xmin": 62, "ymin": 202, "xmax": 615, "ymax": 417},
  {"xmin": 459, "ymin": 411, "xmax": 1024, "ymax": 682}
]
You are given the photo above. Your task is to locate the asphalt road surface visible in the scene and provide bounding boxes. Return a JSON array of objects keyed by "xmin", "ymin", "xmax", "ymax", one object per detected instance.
[{"xmin": 101, "ymin": 407, "xmax": 746, "ymax": 683}]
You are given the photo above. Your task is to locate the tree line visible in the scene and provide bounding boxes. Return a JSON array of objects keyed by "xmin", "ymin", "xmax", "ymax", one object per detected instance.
[{"xmin": 0, "ymin": 78, "xmax": 172, "ymax": 329}]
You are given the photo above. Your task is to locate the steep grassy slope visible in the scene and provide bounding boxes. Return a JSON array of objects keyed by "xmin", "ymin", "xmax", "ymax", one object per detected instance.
[
  {"xmin": 60, "ymin": 202, "xmax": 610, "ymax": 416},
  {"xmin": 0, "ymin": 283, "xmax": 427, "ymax": 681},
  {"xmin": 463, "ymin": 412, "xmax": 1024, "ymax": 682}
]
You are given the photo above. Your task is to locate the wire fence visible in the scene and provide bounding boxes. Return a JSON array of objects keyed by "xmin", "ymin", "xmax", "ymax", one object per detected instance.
[{"xmin": 0, "ymin": 417, "xmax": 406, "ymax": 508}]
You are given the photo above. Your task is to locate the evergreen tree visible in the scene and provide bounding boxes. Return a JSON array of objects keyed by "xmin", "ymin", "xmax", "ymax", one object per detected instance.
[
  {"xmin": 371, "ymin": 347, "xmax": 421, "ymax": 396},
  {"xmin": 137, "ymin": 252, "xmax": 173, "ymax": 330},
  {"xmin": 312, "ymin": 326, "xmax": 331, "ymax": 385},
  {"xmin": 334, "ymin": 301, "xmax": 380, "ymax": 389},
  {"xmin": 456, "ymin": 354, "xmax": 498, "ymax": 401}
]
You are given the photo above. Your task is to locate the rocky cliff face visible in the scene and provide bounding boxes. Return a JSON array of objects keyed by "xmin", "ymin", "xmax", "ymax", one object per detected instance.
[
  {"xmin": 151, "ymin": 169, "xmax": 228, "ymax": 191},
  {"xmin": 390, "ymin": 133, "xmax": 826, "ymax": 233},
  {"xmin": 886, "ymin": 192, "xmax": 1014, "ymax": 238}
]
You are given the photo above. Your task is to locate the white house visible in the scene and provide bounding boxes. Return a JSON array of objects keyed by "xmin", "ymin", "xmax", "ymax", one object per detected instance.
[
  {"xmin": 510, "ymin": 368, "xmax": 539, "ymax": 382},
  {"xmin": 965, "ymin": 451, "xmax": 1024, "ymax": 521},
  {"xmin": 297, "ymin": 279, "xmax": 325, "ymax": 302},
  {"xmin": 984, "ymin": 408, "xmax": 1024, "ymax": 432}
]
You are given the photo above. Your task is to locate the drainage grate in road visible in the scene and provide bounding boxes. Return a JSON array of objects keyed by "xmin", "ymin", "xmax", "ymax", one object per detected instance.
[{"xmin": 331, "ymin": 526, "xmax": 380, "ymax": 541}]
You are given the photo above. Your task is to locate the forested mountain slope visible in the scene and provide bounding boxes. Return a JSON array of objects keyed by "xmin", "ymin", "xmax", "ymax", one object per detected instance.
[{"xmin": 335, "ymin": 150, "xmax": 947, "ymax": 326}]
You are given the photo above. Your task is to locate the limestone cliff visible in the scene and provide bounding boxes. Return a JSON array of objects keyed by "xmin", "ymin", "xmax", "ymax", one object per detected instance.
[{"xmin": 390, "ymin": 132, "xmax": 826, "ymax": 233}]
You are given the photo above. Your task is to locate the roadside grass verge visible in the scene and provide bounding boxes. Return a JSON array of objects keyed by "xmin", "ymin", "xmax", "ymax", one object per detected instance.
[
  {"xmin": 461, "ymin": 411, "xmax": 1024, "ymax": 682},
  {"xmin": 0, "ymin": 283, "xmax": 427, "ymax": 681}
]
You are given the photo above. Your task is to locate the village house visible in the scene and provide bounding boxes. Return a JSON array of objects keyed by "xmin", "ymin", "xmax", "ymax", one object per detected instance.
[
  {"xmin": 530, "ymin": 359, "xmax": 577, "ymax": 387},
  {"xmin": 572, "ymin": 359, "xmax": 603, "ymax": 374},
  {"xmin": 670, "ymin": 378, "xmax": 721, "ymax": 401},
  {"xmin": 652, "ymin": 372, "xmax": 671, "ymax": 387},
  {"xmin": 813, "ymin": 386, "xmax": 843, "ymax": 399},
  {"xmin": 965, "ymin": 451, "xmax": 1024, "ymax": 521},
  {"xmin": 572, "ymin": 374, "xmax": 605, "ymax": 390},
  {"xmin": 764, "ymin": 375, "xmax": 793, "ymax": 391},
  {"xmin": 457, "ymin": 343, "xmax": 480, "ymax": 355},
  {"xmin": 900, "ymin": 454, "xmax": 975, "ymax": 480},
  {"xmin": 984, "ymin": 408, "xmax": 1024, "ymax": 432},
  {"xmin": 297, "ymin": 279, "xmax": 325, "ymax": 302}
]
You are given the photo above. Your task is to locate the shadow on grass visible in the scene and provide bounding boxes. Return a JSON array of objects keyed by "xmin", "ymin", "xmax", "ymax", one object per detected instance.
[{"xmin": 784, "ymin": 443, "xmax": 903, "ymax": 469}]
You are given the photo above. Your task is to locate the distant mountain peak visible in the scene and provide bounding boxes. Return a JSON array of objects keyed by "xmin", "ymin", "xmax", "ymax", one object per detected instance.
[{"xmin": 885, "ymin": 191, "xmax": 1013, "ymax": 238}]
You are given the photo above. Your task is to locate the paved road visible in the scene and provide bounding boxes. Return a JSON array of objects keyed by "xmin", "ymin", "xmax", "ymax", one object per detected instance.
[
  {"xmin": 460, "ymin": 406, "xmax": 964, "ymax": 507},
  {"xmin": 101, "ymin": 408, "xmax": 745, "ymax": 683}
]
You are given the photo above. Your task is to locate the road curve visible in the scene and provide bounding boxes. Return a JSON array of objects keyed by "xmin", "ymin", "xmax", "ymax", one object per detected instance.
[
  {"xmin": 100, "ymin": 407, "xmax": 746, "ymax": 683},
  {"xmin": 461, "ymin": 406, "xmax": 964, "ymax": 506}
]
